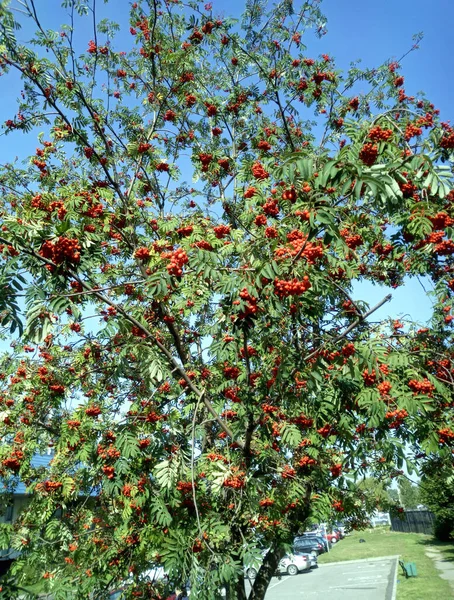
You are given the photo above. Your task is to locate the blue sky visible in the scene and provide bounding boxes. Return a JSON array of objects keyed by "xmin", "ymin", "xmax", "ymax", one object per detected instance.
[{"xmin": 2, "ymin": 0, "xmax": 453, "ymax": 326}]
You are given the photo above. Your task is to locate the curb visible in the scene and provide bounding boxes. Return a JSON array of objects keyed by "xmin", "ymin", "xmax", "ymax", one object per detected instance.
[{"xmin": 318, "ymin": 555, "xmax": 400, "ymax": 567}]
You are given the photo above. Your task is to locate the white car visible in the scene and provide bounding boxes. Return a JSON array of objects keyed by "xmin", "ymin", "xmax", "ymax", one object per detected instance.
[{"xmin": 246, "ymin": 553, "xmax": 310, "ymax": 578}]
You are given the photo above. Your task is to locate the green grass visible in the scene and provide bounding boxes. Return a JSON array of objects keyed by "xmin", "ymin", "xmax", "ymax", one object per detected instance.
[{"xmin": 317, "ymin": 527, "xmax": 454, "ymax": 599}]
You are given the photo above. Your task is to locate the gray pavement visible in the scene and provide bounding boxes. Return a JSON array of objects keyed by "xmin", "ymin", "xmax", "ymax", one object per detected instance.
[{"xmin": 246, "ymin": 557, "xmax": 398, "ymax": 600}]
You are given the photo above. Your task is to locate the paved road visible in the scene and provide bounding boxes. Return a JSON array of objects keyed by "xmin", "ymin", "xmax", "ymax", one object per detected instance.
[{"xmin": 246, "ymin": 557, "xmax": 398, "ymax": 600}]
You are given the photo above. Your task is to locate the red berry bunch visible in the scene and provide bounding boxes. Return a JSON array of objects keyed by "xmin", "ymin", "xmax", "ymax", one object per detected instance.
[
  {"xmin": 404, "ymin": 123, "xmax": 422, "ymax": 141},
  {"xmin": 408, "ymin": 378, "xmax": 435, "ymax": 395},
  {"xmin": 163, "ymin": 109, "xmax": 176, "ymax": 121},
  {"xmin": 359, "ymin": 143, "xmax": 378, "ymax": 166},
  {"xmin": 438, "ymin": 428, "xmax": 454, "ymax": 445},
  {"xmin": 134, "ymin": 247, "xmax": 150, "ymax": 261},
  {"xmin": 385, "ymin": 409, "xmax": 408, "ymax": 429},
  {"xmin": 292, "ymin": 414, "xmax": 313, "ymax": 428},
  {"xmin": 162, "ymin": 248, "xmax": 189, "ymax": 276},
  {"xmin": 330, "ymin": 463, "xmax": 342, "ymax": 477},
  {"xmin": 340, "ymin": 229, "xmax": 364, "ymax": 249},
  {"xmin": 223, "ymin": 474, "xmax": 245, "ymax": 489},
  {"xmin": 273, "ymin": 276, "xmax": 311, "ymax": 298},
  {"xmin": 223, "ymin": 364, "xmax": 240, "ymax": 380},
  {"xmin": 262, "ymin": 199, "xmax": 279, "ymax": 217},
  {"xmin": 176, "ymin": 225, "xmax": 193, "ymax": 237},
  {"xmin": 251, "ymin": 162, "xmax": 270, "ymax": 180},
  {"xmin": 223, "ymin": 386, "xmax": 241, "ymax": 403},
  {"xmin": 213, "ymin": 225, "xmax": 230, "ymax": 239},
  {"xmin": 237, "ymin": 287, "xmax": 258, "ymax": 319},
  {"xmin": 137, "ymin": 142, "xmax": 152, "ymax": 153},
  {"xmin": 259, "ymin": 497, "xmax": 274, "ymax": 508},
  {"xmin": 39, "ymin": 237, "xmax": 81, "ymax": 267},
  {"xmin": 176, "ymin": 481, "xmax": 194, "ymax": 493},
  {"xmin": 244, "ymin": 186, "xmax": 258, "ymax": 198},
  {"xmin": 368, "ymin": 126, "xmax": 393, "ymax": 141},
  {"xmin": 281, "ymin": 465, "xmax": 296, "ymax": 479},
  {"xmin": 298, "ymin": 456, "xmax": 317, "ymax": 469},
  {"xmin": 102, "ymin": 466, "xmax": 115, "ymax": 479},
  {"xmin": 281, "ymin": 187, "xmax": 297, "ymax": 202},
  {"xmin": 362, "ymin": 369, "xmax": 377, "ymax": 387},
  {"xmin": 85, "ymin": 405, "xmax": 102, "ymax": 417},
  {"xmin": 2, "ymin": 449, "xmax": 24, "ymax": 473},
  {"xmin": 430, "ymin": 212, "xmax": 454, "ymax": 230},
  {"xmin": 377, "ymin": 381, "xmax": 392, "ymax": 396},
  {"xmin": 257, "ymin": 140, "xmax": 272, "ymax": 151}
]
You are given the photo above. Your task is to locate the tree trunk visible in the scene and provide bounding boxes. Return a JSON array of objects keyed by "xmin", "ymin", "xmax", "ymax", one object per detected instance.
[{"xmin": 247, "ymin": 547, "xmax": 285, "ymax": 600}]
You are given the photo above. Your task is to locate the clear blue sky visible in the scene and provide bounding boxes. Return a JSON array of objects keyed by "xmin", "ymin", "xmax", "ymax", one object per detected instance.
[{"xmin": 3, "ymin": 0, "xmax": 453, "ymax": 326}]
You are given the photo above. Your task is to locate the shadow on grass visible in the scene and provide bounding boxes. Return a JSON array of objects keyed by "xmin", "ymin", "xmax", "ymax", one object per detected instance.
[{"xmin": 417, "ymin": 537, "xmax": 454, "ymax": 562}]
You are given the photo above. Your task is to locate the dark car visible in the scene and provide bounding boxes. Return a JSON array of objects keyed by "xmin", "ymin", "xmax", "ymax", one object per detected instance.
[
  {"xmin": 296, "ymin": 533, "xmax": 330, "ymax": 552},
  {"xmin": 293, "ymin": 538, "xmax": 324, "ymax": 555}
]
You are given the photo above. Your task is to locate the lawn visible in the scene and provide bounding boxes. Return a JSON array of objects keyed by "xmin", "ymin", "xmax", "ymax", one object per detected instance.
[{"xmin": 317, "ymin": 527, "xmax": 454, "ymax": 599}]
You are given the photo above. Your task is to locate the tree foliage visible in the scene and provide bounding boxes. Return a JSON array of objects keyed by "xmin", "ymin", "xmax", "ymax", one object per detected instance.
[
  {"xmin": 420, "ymin": 459, "xmax": 454, "ymax": 541},
  {"xmin": 0, "ymin": 0, "xmax": 453, "ymax": 598}
]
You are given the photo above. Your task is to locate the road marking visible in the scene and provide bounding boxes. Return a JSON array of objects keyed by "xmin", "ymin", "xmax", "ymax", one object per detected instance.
[{"xmin": 268, "ymin": 577, "xmax": 289, "ymax": 590}]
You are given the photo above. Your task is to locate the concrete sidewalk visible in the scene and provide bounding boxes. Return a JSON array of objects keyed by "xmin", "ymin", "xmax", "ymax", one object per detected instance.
[{"xmin": 425, "ymin": 546, "xmax": 454, "ymax": 595}]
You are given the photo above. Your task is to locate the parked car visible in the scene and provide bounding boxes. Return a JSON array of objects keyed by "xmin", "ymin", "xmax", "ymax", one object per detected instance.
[
  {"xmin": 246, "ymin": 553, "xmax": 310, "ymax": 578},
  {"xmin": 297, "ymin": 533, "xmax": 330, "ymax": 552},
  {"xmin": 332, "ymin": 527, "xmax": 345, "ymax": 540},
  {"xmin": 293, "ymin": 538, "xmax": 324, "ymax": 555},
  {"xmin": 292, "ymin": 550, "xmax": 318, "ymax": 568}
]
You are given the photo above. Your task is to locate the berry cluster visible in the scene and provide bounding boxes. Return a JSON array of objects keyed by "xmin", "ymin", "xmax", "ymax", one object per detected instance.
[
  {"xmin": 224, "ymin": 386, "xmax": 241, "ymax": 403},
  {"xmin": 162, "ymin": 248, "xmax": 189, "ymax": 276},
  {"xmin": 281, "ymin": 187, "xmax": 297, "ymax": 202},
  {"xmin": 368, "ymin": 126, "xmax": 393, "ymax": 141},
  {"xmin": 408, "ymin": 378, "xmax": 435, "ymax": 395},
  {"xmin": 292, "ymin": 414, "xmax": 313, "ymax": 428},
  {"xmin": 176, "ymin": 481, "xmax": 194, "ymax": 493},
  {"xmin": 257, "ymin": 140, "xmax": 272, "ymax": 151},
  {"xmin": 404, "ymin": 123, "xmax": 422, "ymax": 141},
  {"xmin": 298, "ymin": 456, "xmax": 317, "ymax": 469},
  {"xmin": 262, "ymin": 199, "xmax": 279, "ymax": 216},
  {"xmin": 274, "ymin": 276, "xmax": 311, "ymax": 298},
  {"xmin": 385, "ymin": 409, "xmax": 408, "ymax": 429},
  {"xmin": 330, "ymin": 463, "xmax": 342, "ymax": 477},
  {"xmin": 359, "ymin": 143, "xmax": 378, "ymax": 166},
  {"xmin": 362, "ymin": 369, "xmax": 377, "ymax": 387},
  {"xmin": 2, "ymin": 449, "xmax": 24, "ymax": 473},
  {"xmin": 340, "ymin": 229, "xmax": 364, "ymax": 249},
  {"xmin": 37, "ymin": 480, "xmax": 63, "ymax": 493},
  {"xmin": 438, "ymin": 428, "xmax": 454, "ymax": 445},
  {"xmin": 317, "ymin": 424, "xmax": 333, "ymax": 438},
  {"xmin": 39, "ymin": 237, "xmax": 81, "ymax": 267},
  {"xmin": 430, "ymin": 212, "xmax": 453, "ymax": 229},
  {"xmin": 213, "ymin": 225, "xmax": 231, "ymax": 239},
  {"xmin": 134, "ymin": 246, "xmax": 151, "ymax": 261},
  {"xmin": 236, "ymin": 287, "xmax": 258, "ymax": 319},
  {"xmin": 137, "ymin": 142, "xmax": 152, "ymax": 153},
  {"xmin": 281, "ymin": 465, "xmax": 296, "ymax": 479},
  {"xmin": 223, "ymin": 364, "xmax": 240, "ymax": 380},
  {"xmin": 259, "ymin": 497, "xmax": 274, "ymax": 507},
  {"xmin": 251, "ymin": 162, "xmax": 269, "ymax": 180},
  {"xmin": 85, "ymin": 405, "xmax": 102, "ymax": 417},
  {"xmin": 244, "ymin": 186, "xmax": 258, "ymax": 198},
  {"xmin": 102, "ymin": 466, "xmax": 115, "ymax": 479},
  {"xmin": 374, "ymin": 382, "xmax": 392, "ymax": 401},
  {"xmin": 223, "ymin": 474, "xmax": 245, "ymax": 489},
  {"xmin": 440, "ymin": 126, "xmax": 454, "ymax": 149}
]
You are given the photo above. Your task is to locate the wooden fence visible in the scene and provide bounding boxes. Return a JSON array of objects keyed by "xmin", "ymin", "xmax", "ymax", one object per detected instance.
[{"xmin": 390, "ymin": 509, "xmax": 435, "ymax": 535}]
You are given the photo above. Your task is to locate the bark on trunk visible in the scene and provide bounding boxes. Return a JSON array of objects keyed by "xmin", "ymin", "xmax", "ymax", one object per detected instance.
[{"xmin": 247, "ymin": 547, "xmax": 285, "ymax": 600}]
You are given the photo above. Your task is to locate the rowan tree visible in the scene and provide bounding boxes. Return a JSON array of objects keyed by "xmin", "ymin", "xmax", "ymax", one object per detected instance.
[{"xmin": 0, "ymin": 0, "xmax": 453, "ymax": 599}]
